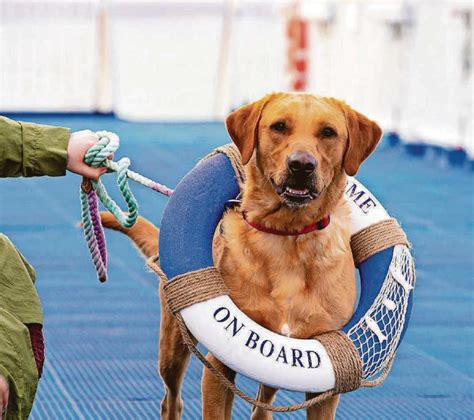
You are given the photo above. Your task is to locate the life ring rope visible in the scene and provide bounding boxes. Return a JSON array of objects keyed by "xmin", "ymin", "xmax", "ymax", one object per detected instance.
[{"xmin": 147, "ymin": 244, "xmax": 413, "ymax": 411}]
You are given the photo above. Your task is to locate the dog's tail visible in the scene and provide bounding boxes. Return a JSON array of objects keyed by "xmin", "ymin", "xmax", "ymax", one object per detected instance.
[{"xmin": 99, "ymin": 212, "xmax": 159, "ymax": 259}]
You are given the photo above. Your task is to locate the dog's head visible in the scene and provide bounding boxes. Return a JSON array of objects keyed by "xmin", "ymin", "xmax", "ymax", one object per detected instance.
[{"xmin": 226, "ymin": 93, "xmax": 382, "ymax": 208}]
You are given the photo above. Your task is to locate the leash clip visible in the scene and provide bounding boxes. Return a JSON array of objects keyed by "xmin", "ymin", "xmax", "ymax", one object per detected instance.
[{"xmin": 81, "ymin": 177, "xmax": 92, "ymax": 193}]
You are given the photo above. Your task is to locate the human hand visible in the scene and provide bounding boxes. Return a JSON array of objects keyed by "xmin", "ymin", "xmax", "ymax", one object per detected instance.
[
  {"xmin": 0, "ymin": 375, "xmax": 9, "ymax": 419},
  {"xmin": 67, "ymin": 130, "xmax": 113, "ymax": 180}
]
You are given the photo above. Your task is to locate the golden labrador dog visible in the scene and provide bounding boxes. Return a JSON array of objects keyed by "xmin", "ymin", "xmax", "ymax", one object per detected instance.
[{"xmin": 101, "ymin": 92, "xmax": 382, "ymax": 420}]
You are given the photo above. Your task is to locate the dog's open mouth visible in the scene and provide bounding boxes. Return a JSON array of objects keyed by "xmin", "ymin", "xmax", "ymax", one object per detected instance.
[
  {"xmin": 283, "ymin": 185, "xmax": 318, "ymax": 204},
  {"xmin": 271, "ymin": 179, "xmax": 318, "ymax": 205},
  {"xmin": 284, "ymin": 186, "xmax": 311, "ymax": 199}
]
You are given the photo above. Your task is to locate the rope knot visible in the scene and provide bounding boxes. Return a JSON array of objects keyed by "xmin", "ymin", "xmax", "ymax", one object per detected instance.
[{"xmin": 84, "ymin": 131, "xmax": 120, "ymax": 168}]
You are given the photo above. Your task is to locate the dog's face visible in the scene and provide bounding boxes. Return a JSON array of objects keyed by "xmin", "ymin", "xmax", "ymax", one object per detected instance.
[
  {"xmin": 226, "ymin": 93, "xmax": 382, "ymax": 208},
  {"xmin": 255, "ymin": 94, "xmax": 349, "ymax": 207}
]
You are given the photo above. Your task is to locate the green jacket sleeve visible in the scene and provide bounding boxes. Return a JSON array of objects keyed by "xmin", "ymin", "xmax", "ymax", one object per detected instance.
[{"xmin": 0, "ymin": 116, "xmax": 70, "ymax": 178}]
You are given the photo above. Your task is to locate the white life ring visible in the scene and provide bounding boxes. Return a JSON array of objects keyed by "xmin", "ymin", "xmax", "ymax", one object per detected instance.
[{"xmin": 159, "ymin": 150, "xmax": 415, "ymax": 393}]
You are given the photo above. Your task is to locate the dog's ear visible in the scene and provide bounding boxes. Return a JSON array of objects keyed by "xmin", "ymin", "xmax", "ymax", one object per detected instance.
[
  {"xmin": 225, "ymin": 96, "xmax": 271, "ymax": 165},
  {"xmin": 342, "ymin": 104, "xmax": 383, "ymax": 176}
]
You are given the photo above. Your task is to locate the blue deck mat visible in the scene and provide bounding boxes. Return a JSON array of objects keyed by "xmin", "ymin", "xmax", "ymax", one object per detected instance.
[{"xmin": 0, "ymin": 114, "xmax": 472, "ymax": 419}]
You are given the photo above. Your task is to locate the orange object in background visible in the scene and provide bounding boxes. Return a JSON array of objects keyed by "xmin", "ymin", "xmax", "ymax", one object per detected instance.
[{"xmin": 287, "ymin": 15, "xmax": 308, "ymax": 91}]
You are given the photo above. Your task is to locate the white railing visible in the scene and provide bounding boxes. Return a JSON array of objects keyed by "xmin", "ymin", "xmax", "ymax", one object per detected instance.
[{"xmin": 0, "ymin": 0, "xmax": 471, "ymax": 156}]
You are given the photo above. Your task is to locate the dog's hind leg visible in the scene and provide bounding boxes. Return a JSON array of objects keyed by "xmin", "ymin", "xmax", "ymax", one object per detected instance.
[
  {"xmin": 158, "ymin": 287, "xmax": 190, "ymax": 420},
  {"xmin": 305, "ymin": 393, "xmax": 339, "ymax": 420},
  {"xmin": 201, "ymin": 353, "xmax": 236, "ymax": 420},
  {"xmin": 251, "ymin": 385, "xmax": 278, "ymax": 420}
]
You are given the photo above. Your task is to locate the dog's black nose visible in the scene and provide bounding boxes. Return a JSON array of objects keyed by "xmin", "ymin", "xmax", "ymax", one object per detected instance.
[{"xmin": 287, "ymin": 152, "xmax": 316, "ymax": 175}]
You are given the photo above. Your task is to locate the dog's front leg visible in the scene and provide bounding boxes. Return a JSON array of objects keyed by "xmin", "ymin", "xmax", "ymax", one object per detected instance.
[
  {"xmin": 305, "ymin": 393, "xmax": 339, "ymax": 420},
  {"xmin": 201, "ymin": 353, "xmax": 236, "ymax": 420},
  {"xmin": 251, "ymin": 384, "xmax": 278, "ymax": 420}
]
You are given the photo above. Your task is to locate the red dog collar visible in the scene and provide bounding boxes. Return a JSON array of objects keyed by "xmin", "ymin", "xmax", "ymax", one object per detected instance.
[{"xmin": 242, "ymin": 211, "xmax": 330, "ymax": 236}]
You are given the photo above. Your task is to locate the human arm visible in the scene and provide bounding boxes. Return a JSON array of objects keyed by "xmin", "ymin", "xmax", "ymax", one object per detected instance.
[{"xmin": 0, "ymin": 116, "xmax": 108, "ymax": 179}]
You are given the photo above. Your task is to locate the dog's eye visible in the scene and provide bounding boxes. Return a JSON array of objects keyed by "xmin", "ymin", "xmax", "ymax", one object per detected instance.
[
  {"xmin": 321, "ymin": 127, "xmax": 337, "ymax": 138},
  {"xmin": 270, "ymin": 121, "xmax": 287, "ymax": 133}
]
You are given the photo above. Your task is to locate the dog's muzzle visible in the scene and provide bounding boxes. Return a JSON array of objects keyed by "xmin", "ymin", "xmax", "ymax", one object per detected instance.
[{"xmin": 273, "ymin": 152, "xmax": 320, "ymax": 206}]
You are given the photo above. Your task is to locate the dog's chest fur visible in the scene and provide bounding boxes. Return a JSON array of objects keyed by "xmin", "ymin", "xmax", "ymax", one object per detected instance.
[{"xmin": 213, "ymin": 200, "xmax": 356, "ymax": 339}]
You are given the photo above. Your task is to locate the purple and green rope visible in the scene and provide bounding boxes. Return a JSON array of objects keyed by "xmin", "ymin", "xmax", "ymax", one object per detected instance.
[{"xmin": 80, "ymin": 131, "xmax": 173, "ymax": 282}]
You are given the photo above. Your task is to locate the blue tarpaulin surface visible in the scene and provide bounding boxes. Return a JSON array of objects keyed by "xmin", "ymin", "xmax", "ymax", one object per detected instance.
[{"xmin": 0, "ymin": 114, "xmax": 472, "ymax": 419}]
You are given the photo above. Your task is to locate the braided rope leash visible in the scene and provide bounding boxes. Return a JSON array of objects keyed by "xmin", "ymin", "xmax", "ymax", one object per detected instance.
[{"xmin": 80, "ymin": 131, "xmax": 173, "ymax": 282}]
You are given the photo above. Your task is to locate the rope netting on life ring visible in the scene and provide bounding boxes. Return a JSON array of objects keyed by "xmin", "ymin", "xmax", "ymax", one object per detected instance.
[
  {"xmin": 80, "ymin": 131, "xmax": 173, "ymax": 282},
  {"xmin": 349, "ymin": 244, "xmax": 415, "ymax": 382}
]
